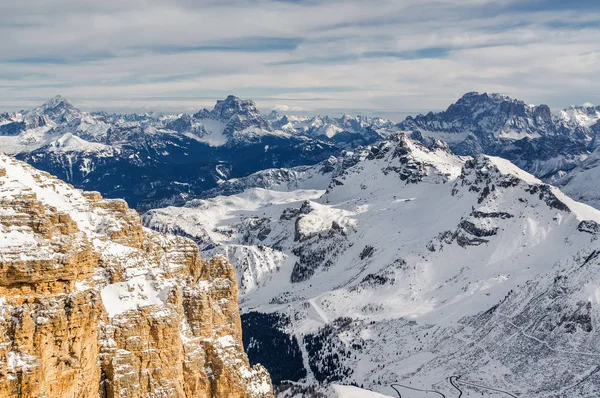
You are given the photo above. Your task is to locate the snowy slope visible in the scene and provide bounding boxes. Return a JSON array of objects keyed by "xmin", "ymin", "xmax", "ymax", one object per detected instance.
[
  {"xmin": 145, "ymin": 133, "xmax": 600, "ymax": 397},
  {"xmin": 332, "ymin": 385, "xmax": 394, "ymax": 398},
  {"xmin": 0, "ymin": 97, "xmax": 111, "ymax": 156},
  {"xmin": 555, "ymin": 147, "xmax": 600, "ymax": 210},
  {"xmin": 276, "ymin": 383, "xmax": 394, "ymax": 398},
  {"xmin": 557, "ymin": 104, "xmax": 600, "ymax": 129}
]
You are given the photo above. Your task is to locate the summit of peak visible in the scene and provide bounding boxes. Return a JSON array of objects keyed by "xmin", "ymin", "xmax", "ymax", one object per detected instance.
[
  {"xmin": 200, "ymin": 95, "xmax": 271, "ymax": 133},
  {"xmin": 42, "ymin": 95, "xmax": 74, "ymax": 109},
  {"xmin": 455, "ymin": 91, "xmax": 519, "ymax": 106},
  {"xmin": 213, "ymin": 95, "xmax": 259, "ymax": 114},
  {"xmin": 29, "ymin": 95, "xmax": 82, "ymax": 123}
]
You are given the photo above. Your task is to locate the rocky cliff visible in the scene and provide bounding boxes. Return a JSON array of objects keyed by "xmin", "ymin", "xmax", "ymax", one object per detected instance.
[{"xmin": 0, "ymin": 153, "xmax": 272, "ymax": 398}]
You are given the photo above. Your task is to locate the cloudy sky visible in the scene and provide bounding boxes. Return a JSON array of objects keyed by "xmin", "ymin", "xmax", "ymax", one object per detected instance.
[{"xmin": 1, "ymin": 0, "xmax": 599, "ymax": 119}]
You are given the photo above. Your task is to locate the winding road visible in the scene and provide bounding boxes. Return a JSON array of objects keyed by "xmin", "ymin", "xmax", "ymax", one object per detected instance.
[
  {"xmin": 391, "ymin": 376, "xmax": 519, "ymax": 397},
  {"xmin": 448, "ymin": 376, "xmax": 462, "ymax": 397},
  {"xmin": 390, "ymin": 383, "xmax": 446, "ymax": 398},
  {"xmin": 451, "ymin": 377, "xmax": 518, "ymax": 397}
]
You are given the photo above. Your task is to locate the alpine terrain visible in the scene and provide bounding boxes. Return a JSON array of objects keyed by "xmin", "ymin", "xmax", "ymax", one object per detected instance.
[
  {"xmin": 4, "ymin": 0, "xmax": 600, "ymax": 396},
  {"xmin": 145, "ymin": 133, "xmax": 600, "ymax": 397},
  {"xmin": 398, "ymin": 92, "xmax": 600, "ymax": 182}
]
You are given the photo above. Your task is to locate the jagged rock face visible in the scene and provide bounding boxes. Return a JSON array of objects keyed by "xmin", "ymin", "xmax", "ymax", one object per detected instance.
[
  {"xmin": 401, "ymin": 92, "xmax": 589, "ymax": 139},
  {"xmin": 398, "ymin": 92, "xmax": 597, "ymax": 179},
  {"xmin": 199, "ymin": 95, "xmax": 272, "ymax": 134},
  {"xmin": 0, "ymin": 154, "xmax": 272, "ymax": 398}
]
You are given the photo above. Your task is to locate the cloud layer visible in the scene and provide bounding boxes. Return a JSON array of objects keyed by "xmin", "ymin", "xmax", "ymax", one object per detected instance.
[{"xmin": 2, "ymin": 0, "xmax": 599, "ymax": 119}]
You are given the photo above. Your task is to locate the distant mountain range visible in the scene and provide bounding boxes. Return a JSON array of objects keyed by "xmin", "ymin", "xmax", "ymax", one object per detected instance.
[
  {"xmin": 0, "ymin": 95, "xmax": 396, "ymax": 208},
  {"xmin": 2, "ymin": 92, "xmax": 600, "ymax": 211},
  {"xmin": 266, "ymin": 110, "xmax": 396, "ymax": 149},
  {"xmin": 398, "ymin": 92, "xmax": 600, "ymax": 180}
]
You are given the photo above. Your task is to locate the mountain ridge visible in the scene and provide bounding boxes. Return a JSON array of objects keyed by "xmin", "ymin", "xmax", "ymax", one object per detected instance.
[
  {"xmin": 398, "ymin": 91, "xmax": 599, "ymax": 180},
  {"xmin": 4, "ymin": 91, "xmax": 600, "ymax": 210},
  {"xmin": 144, "ymin": 132, "xmax": 600, "ymax": 397}
]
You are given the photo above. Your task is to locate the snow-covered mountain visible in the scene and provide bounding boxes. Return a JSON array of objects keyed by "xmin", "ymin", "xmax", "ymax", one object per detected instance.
[
  {"xmin": 27, "ymin": 94, "xmax": 84, "ymax": 123},
  {"xmin": 8, "ymin": 92, "xmax": 600, "ymax": 212},
  {"xmin": 398, "ymin": 92, "xmax": 600, "ymax": 180},
  {"xmin": 266, "ymin": 111, "xmax": 396, "ymax": 149},
  {"xmin": 555, "ymin": 145, "xmax": 600, "ymax": 209},
  {"xmin": 557, "ymin": 104, "xmax": 600, "ymax": 138},
  {"xmin": 2, "ymin": 96, "xmax": 379, "ymax": 208},
  {"xmin": 145, "ymin": 133, "xmax": 600, "ymax": 397}
]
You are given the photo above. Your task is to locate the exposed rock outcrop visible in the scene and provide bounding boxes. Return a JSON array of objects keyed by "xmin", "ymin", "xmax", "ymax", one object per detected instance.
[{"xmin": 0, "ymin": 154, "xmax": 272, "ymax": 398}]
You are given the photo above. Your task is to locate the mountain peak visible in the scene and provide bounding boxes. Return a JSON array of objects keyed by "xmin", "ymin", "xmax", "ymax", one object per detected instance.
[
  {"xmin": 30, "ymin": 95, "xmax": 81, "ymax": 123},
  {"xmin": 44, "ymin": 94, "xmax": 72, "ymax": 108},
  {"xmin": 455, "ymin": 91, "xmax": 521, "ymax": 107},
  {"xmin": 265, "ymin": 110, "xmax": 280, "ymax": 121},
  {"xmin": 213, "ymin": 95, "xmax": 259, "ymax": 115},
  {"xmin": 467, "ymin": 154, "xmax": 541, "ymax": 185},
  {"xmin": 398, "ymin": 91, "xmax": 553, "ymax": 142},
  {"xmin": 208, "ymin": 95, "xmax": 271, "ymax": 132}
]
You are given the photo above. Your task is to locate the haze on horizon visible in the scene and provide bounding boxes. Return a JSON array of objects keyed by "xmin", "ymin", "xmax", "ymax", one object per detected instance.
[{"xmin": 1, "ymin": 0, "xmax": 599, "ymax": 120}]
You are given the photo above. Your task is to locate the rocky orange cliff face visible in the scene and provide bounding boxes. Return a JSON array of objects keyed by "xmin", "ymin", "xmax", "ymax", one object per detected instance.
[{"xmin": 0, "ymin": 154, "xmax": 273, "ymax": 398}]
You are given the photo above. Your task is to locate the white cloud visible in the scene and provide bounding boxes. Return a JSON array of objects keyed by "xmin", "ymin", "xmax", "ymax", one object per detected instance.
[
  {"xmin": 272, "ymin": 104, "xmax": 311, "ymax": 112},
  {"xmin": 0, "ymin": 0, "xmax": 599, "ymax": 117}
]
